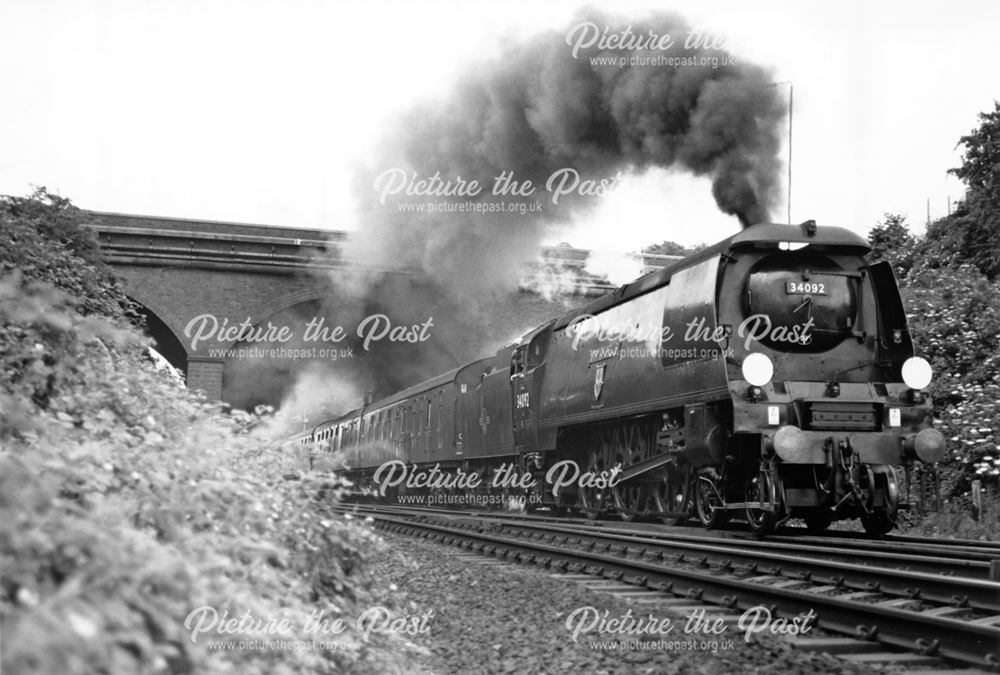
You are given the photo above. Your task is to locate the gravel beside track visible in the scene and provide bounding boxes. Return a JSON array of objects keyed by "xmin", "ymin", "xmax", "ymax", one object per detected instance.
[{"xmin": 367, "ymin": 529, "xmax": 895, "ymax": 675}]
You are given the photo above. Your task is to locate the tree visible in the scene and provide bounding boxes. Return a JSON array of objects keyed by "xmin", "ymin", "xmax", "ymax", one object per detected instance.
[
  {"xmin": 949, "ymin": 101, "xmax": 1000, "ymax": 204},
  {"xmin": 933, "ymin": 102, "xmax": 1000, "ymax": 279},
  {"xmin": 867, "ymin": 213, "xmax": 916, "ymax": 275},
  {"xmin": 642, "ymin": 240, "xmax": 706, "ymax": 257}
]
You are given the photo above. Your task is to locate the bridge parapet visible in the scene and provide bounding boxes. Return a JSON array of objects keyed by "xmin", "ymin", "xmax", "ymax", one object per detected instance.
[
  {"xmin": 87, "ymin": 211, "xmax": 343, "ymax": 274},
  {"xmin": 86, "ymin": 211, "xmax": 679, "ymax": 288}
]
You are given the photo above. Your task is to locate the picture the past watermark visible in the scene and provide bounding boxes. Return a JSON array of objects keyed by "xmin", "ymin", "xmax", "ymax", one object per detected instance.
[
  {"xmin": 565, "ymin": 605, "xmax": 817, "ymax": 652},
  {"xmin": 183, "ymin": 604, "xmax": 433, "ymax": 652}
]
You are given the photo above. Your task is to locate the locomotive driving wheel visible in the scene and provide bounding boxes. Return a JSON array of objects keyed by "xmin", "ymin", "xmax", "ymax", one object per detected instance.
[
  {"xmin": 610, "ymin": 422, "xmax": 655, "ymax": 521},
  {"xmin": 694, "ymin": 472, "xmax": 729, "ymax": 529},
  {"xmin": 652, "ymin": 462, "xmax": 691, "ymax": 525},
  {"xmin": 745, "ymin": 459, "xmax": 783, "ymax": 535},
  {"xmin": 612, "ymin": 482, "xmax": 649, "ymax": 522}
]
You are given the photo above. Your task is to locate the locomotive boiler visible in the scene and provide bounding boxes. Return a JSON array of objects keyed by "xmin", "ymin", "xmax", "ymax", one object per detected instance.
[{"xmin": 296, "ymin": 221, "xmax": 945, "ymax": 535}]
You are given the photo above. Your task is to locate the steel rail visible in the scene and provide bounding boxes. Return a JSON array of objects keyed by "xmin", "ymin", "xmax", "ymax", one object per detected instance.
[
  {"xmin": 340, "ymin": 502, "xmax": 998, "ymax": 576},
  {"xmin": 368, "ymin": 511, "xmax": 1000, "ymax": 669}
]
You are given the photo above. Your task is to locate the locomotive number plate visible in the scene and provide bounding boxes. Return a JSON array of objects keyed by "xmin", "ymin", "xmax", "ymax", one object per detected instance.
[{"xmin": 785, "ymin": 281, "xmax": 827, "ymax": 295}]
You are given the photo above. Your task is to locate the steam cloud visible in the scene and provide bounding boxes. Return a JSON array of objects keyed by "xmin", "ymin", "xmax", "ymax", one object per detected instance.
[
  {"xmin": 347, "ymin": 9, "xmax": 786, "ymax": 299},
  {"xmin": 279, "ymin": 10, "xmax": 786, "ymax": 423}
]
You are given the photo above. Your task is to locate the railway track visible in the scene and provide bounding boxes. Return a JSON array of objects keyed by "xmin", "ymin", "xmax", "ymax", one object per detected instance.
[
  {"xmin": 343, "ymin": 502, "xmax": 1000, "ymax": 579},
  {"xmin": 338, "ymin": 502, "xmax": 1000, "ymax": 670}
]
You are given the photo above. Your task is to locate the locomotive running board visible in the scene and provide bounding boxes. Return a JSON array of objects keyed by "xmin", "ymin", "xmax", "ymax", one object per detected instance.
[{"xmin": 616, "ymin": 453, "xmax": 676, "ymax": 482}]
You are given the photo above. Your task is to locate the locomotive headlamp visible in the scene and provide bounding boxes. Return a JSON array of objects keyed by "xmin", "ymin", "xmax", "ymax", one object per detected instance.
[
  {"xmin": 741, "ymin": 353, "xmax": 774, "ymax": 387},
  {"xmin": 901, "ymin": 357, "xmax": 933, "ymax": 390}
]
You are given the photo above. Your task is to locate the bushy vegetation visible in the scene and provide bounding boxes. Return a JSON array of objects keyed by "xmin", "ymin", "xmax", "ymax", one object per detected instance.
[
  {"xmin": 1, "ymin": 188, "xmax": 130, "ymax": 319},
  {"xmin": 0, "ymin": 193, "xmax": 421, "ymax": 674},
  {"xmin": 868, "ymin": 213, "xmax": 1000, "ymax": 502}
]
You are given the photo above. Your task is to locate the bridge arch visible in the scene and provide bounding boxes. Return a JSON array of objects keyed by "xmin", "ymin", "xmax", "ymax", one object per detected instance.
[{"xmin": 127, "ymin": 295, "xmax": 188, "ymax": 374}]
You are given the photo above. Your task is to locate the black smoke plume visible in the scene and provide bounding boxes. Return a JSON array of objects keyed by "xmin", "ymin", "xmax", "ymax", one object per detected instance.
[
  {"xmin": 346, "ymin": 9, "xmax": 786, "ymax": 300},
  {"xmin": 279, "ymin": 10, "xmax": 786, "ymax": 424}
]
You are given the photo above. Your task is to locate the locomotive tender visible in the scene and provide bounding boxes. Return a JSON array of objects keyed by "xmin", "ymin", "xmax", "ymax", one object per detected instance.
[{"xmin": 294, "ymin": 222, "xmax": 945, "ymax": 535}]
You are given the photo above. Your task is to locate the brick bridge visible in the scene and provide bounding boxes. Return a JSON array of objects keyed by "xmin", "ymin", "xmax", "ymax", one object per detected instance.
[{"xmin": 86, "ymin": 211, "xmax": 675, "ymax": 408}]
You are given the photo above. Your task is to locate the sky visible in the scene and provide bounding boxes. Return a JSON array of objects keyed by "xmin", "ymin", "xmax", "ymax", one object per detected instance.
[{"xmin": 2, "ymin": 0, "xmax": 998, "ymax": 253}]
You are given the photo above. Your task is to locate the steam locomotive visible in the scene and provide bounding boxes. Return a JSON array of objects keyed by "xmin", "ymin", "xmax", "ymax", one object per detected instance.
[{"xmin": 291, "ymin": 222, "xmax": 945, "ymax": 535}]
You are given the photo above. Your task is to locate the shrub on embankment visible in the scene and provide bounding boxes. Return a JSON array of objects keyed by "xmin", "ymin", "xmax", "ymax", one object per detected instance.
[
  {"xmin": 870, "ymin": 216, "xmax": 1000, "ymax": 537},
  {"xmin": 0, "ymin": 192, "xmax": 420, "ymax": 674}
]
